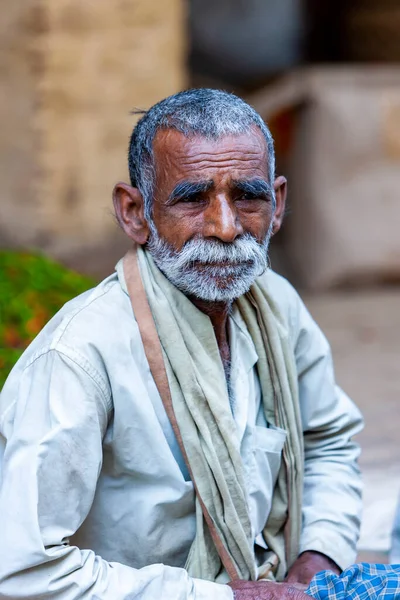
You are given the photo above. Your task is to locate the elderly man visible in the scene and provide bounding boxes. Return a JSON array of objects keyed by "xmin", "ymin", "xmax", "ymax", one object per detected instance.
[{"xmin": 0, "ymin": 89, "xmax": 363, "ymax": 600}]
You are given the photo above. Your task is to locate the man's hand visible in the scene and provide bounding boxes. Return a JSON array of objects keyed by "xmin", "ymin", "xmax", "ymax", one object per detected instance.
[
  {"xmin": 228, "ymin": 580, "xmax": 312, "ymax": 600},
  {"xmin": 285, "ymin": 551, "xmax": 341, "ymax": 586}
]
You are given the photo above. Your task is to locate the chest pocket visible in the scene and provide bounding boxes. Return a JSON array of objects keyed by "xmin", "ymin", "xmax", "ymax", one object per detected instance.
[{"xmin": 248, "ymin": 424, "xmax": 287, "ymax": 541}]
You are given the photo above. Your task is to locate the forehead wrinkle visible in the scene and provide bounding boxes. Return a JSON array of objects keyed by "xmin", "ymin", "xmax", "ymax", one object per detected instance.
[
  {"xmin": 153, "ymin": 128, "xmax": 268, "ymax": 167},
  {"xmin": 153, "ymin": 131, "xmax": 270, "ymax": 189},
  {"xmin": 177, "ymin": 163, "xmax": 268, "ymax": 180},
  {"xmin": 177, "ymin": 148, "xmax": 265, "ymax": 164},
  {"xmin": 178, "ymin": 146, "xmax": 264, "ymax": 158},
  {"xmin": 178, "ymin": 155, "xmax": 266, "ymax": 169},
  {"xmin": 155, "ymin": 131, "xmax": 268, "ymax": 178}
]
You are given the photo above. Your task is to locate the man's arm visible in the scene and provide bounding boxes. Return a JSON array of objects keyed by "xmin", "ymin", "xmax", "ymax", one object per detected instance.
[
  {"xmin": 286, "ymin": 290, "xmax": 363, "ymax": 583},
  {"xmin": 0, "ymin": 347, "xmax": 231, "ymax": 600}
]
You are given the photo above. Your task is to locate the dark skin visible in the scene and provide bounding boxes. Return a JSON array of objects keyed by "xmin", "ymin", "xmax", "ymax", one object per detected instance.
[
  {"xmin": 228, "ymin": 580, "xmax": 312, "ymax": 600},
  {"xmin": 113, "ymin": 127, "xmax": 340, "ymax": 598}
]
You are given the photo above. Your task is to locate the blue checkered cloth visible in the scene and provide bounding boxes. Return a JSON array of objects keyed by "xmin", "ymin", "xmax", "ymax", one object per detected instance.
[{"xmin": 306, "ymin": 564, "xmax": 400, "ymax": 600}]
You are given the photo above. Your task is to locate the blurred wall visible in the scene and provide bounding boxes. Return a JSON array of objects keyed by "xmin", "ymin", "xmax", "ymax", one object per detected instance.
[
  {"xmin": 249, "ymin": 67, "xmax": 400, "ymax": 290},
  {"xmin": 0, "ymin": 0, "xmax": 186, "ymax": 276}
]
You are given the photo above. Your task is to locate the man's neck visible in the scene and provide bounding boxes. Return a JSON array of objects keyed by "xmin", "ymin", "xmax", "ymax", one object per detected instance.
[{"xmin": 188, "ymin": 296, "xmax": 232, "ymax": 376}]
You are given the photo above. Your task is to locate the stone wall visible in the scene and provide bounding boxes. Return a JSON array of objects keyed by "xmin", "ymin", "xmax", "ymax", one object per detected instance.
[
  {"xmin": 0, "ymin": 0, "xmax": 41, "ymax": 248},
  {"xmin": 0, "ymin": 0, "xmax": 186, "ymax": 276}
]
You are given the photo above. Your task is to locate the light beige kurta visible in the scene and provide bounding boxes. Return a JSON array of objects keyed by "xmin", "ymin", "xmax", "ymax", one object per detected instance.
[{"xmin": 0, "ymin": 264, "xmax": 363, "ymax": 600}]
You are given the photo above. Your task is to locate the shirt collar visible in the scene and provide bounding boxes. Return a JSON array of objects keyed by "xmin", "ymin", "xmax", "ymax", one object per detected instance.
[{"xmin": 116, "ymin": 258, "xmax": 129, "ymax": 296}]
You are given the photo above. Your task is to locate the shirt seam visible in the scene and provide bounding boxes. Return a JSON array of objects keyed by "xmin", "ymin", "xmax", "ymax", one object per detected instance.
[
  {"xmin": 57, "ymin": 344, "xmax": 112, "ymax": 412},
  {"xmin": 51, "ymin": 278, "xmax": 119, "ymax": 347},
  {"xmin": 22, "ymin": 346, "xmax": 112, "ymax": 416}
]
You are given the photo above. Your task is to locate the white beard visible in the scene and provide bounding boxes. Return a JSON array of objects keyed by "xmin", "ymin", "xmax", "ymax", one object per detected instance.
[{"xmin": 146, "ymin": 227, "xmax": 272, "ymax": 302}]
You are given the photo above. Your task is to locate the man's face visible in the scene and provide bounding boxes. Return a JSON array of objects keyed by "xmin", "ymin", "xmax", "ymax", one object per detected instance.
[{"xmin": 147, "ymin": 127, "xmax": 278, "ymax": 302}]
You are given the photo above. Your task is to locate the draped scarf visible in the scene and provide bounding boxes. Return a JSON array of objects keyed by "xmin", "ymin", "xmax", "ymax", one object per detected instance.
[{"xmin": 123, "ymin": 245, "xmax": 304, "ymax": 582}]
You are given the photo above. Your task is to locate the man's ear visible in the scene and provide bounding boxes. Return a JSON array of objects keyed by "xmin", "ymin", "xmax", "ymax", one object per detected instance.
[
  {"xmin": 271, "ymin": 175, "xmax": 287, "ymax": 235},
  {"xmin": 112, "ymin": 182, "xmax": 150, "ymax": 245}
]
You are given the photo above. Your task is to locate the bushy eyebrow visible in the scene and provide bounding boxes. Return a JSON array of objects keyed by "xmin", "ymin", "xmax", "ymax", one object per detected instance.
[
  {"xmin": 167, "ymin": 179, "xmax": 214, "ymax": 204},
  {"xmin": 232, "ymin": 178, "xmax": 273, "ymax": 199}
]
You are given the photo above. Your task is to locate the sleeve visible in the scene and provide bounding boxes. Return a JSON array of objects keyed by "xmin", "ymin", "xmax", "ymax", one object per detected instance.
[
  {"xmin": 291, "ymin": 295, "xmax": 364, "ymax": 570},
  {"xmin": 0, "ymin": 348, "xmax": 232, "ymax": 600}
]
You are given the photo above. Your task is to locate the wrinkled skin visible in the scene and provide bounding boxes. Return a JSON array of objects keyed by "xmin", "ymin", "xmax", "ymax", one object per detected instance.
[
  {"xmin": 228, "ymin": 551, "xmax": 340, "ymax": 599},
  {"xmin": 228, "ymin": 580, "xmax": 312, "ymax": 600},
  {"xmin": 285, "ymin": 551, "xmax": 340, "ymax": 586}
]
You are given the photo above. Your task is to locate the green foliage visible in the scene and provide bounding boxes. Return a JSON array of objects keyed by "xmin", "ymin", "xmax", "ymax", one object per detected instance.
[{"xmin": 0, "ymin": 251, "xmax": 96, "ymax": 388}]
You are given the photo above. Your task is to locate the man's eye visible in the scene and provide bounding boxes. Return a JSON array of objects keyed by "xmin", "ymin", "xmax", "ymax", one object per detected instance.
[
  {"xmin": 237, "ymin": 192, "xmax": 269, "ymax": 202},
  {"xmin": 238, "ymin": 192, "xmax": 258, "ymax": 201},
  {"xmin": 180, "ymin": 195, "xmax": 202, "ymax": 203}
]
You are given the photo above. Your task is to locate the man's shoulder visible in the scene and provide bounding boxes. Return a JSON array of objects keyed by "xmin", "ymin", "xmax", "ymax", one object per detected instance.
[
  {"xmin": 262, "ymin": 269, "xmax": 299, "ymax": 299},
  {"xmin": 8, "ymin": 271, "xmax": 137, "ymax": 378},
  {"xmin": 254, "ymin": 269, "xmax": 313, "ymax": 347},
  {"xmin": 39, "ymin": 271, "xmax": 129, "ymax": 342},
  {"xmin": 259, "ymin": 270, "xmax": 302, "ymax": 316}
]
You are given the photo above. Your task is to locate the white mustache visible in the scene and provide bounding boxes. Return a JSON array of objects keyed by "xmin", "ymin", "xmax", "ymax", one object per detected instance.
[
  {"xmin": 147, "ymin": 229, "xmax": 271, "ymax": 302},
  {"xmin": 163, "ymin": 234, "xmax": 268, "ymax": 268}
]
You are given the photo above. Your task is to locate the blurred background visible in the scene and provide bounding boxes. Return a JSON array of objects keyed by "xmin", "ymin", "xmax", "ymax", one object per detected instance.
[{"xmin": 1, "ymin": 0, "xmax": 400, "ymax": 563}]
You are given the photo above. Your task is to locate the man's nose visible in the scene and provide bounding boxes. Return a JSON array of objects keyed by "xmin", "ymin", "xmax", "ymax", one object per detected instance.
[{"xmin": 204, "ymin": 196, "xmax": 243, "ymax": 243}]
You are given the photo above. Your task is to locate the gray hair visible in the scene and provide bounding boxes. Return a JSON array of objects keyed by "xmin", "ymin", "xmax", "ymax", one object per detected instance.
[{"xmin": 128, "ymin": 88, "xmax": 276, "ymax": 221}]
